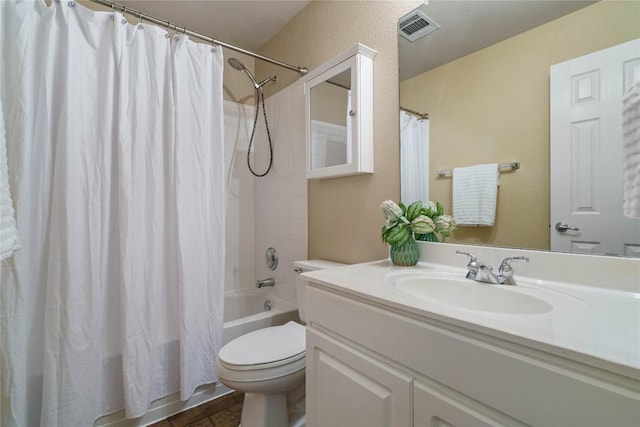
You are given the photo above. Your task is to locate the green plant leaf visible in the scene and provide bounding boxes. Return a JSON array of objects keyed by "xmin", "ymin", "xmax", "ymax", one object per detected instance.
[
  {"xmin": 399, "ymin": 201, "xmax": 407, "ymax": 216},
  {"xmin": 405, "ymin": 201, "xmax": 423, "ymax": 221},
  {"xmin": 384, "ymin": 224, "xmax": 410, "ymax": 245}
]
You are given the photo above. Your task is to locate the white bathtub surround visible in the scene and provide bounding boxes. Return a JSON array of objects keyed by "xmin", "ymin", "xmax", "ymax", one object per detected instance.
[
  {"xmin": 253, "ymin": 82, "xmax": 308, "ymax": 305},
  {"xmin": 222, "ymin": 290, "xmax": 299, "ymax": 344},
  {"xmin": 1, "ymin": 2, "xmax": 225, "ymax": 425},
  {"xmin": 224, "ymin": 100, "xmax": 257, "ymax": 293},
  {"xmin": 302, "ymin": 243, "xmax": 640, "ymax": 425}
]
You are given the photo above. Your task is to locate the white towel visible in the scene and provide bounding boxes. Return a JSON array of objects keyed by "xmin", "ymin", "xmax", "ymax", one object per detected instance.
[
  {"xmin": 623, "ymin": 82, "xmax": 640, "ymax": 219},
  {"xmin": 452, "ymin": 163, "xmax": 499, "ymax": 226},
  {"xmin": 0, "ymin": 96, "xmax": 19, "ymax": 260}
]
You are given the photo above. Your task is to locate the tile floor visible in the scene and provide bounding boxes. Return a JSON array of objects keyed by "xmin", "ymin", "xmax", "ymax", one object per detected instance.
[{"xmin": 149, "ymin": 391, "xmax": 244, "ymax": 427}]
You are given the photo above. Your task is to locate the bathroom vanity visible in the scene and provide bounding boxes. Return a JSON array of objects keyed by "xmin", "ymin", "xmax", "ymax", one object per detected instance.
[{"xmin": 301, "ymin": 243, "xmax": 640, "ymax": 426}]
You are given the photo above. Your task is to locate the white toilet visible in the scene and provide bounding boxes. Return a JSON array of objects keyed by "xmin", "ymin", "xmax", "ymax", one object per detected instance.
[{"xmin": 215, "ymin": 259, "xmax": 344, "ymax": 427}]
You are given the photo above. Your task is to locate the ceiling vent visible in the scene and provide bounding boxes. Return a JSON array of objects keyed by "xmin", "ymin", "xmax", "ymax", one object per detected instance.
[{"xmin": 398, "ymin": 8, "xmax": 439, "ymax": 42}]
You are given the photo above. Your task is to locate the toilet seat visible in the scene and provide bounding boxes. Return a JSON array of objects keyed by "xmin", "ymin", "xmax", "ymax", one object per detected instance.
[
  {"xmin": 216, "ymin": 321, "xmax": 306, "ymax": 384},
  {"xmin": 218, "ymin": 321, "xmax": 305, "ymax": 366},
  {"xmin": 218, "ymin": 351, "xmax": 305, "ymax": 371}
]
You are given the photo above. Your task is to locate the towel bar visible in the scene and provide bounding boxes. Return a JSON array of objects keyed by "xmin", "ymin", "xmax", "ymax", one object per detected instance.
[{"xmin": 437, "ymin": 162, "xmax": 520, "ymax": 178}]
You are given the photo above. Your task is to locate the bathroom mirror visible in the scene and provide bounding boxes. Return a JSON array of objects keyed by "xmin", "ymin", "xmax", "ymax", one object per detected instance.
[
  {"xmin": 304, "ymin": 43, "xmax": 376, "ymax": 179},
  {"xmin": 398, "ymin": 0, "xmax": 640, "ymax": 257}
]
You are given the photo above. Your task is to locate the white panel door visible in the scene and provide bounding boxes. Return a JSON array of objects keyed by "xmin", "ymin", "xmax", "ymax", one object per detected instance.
[{"xmin": 550, "ymin": 39, "xmax": 640, "ymax": 257}]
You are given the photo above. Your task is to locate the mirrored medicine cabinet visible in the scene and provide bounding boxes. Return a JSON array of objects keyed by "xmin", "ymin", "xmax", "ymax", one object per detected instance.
[{"xmin": 304, "ymin": 43, "xmax": 377, "ymax": 179}]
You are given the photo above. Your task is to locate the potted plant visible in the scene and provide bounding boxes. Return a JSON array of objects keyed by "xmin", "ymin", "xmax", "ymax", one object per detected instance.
[{"xmin": 380, "ymin": 200, "xmax": 456, "ymax": 266}]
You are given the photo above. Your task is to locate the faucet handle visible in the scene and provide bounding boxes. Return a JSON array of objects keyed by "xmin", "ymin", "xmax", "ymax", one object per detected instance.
[
  {"xmin": 456, "ymin": 250, "xmax": 484, "ymax": 276},
  {"xmin": 456, "ymin": 250, "xmax": 486, "ymax": 267},
  {"xmin": 456, "ymin": 250, "xmax": 477, "ymax": 263},
  {"xmin": 498, "ymin": 256, "xmax": 529, "ymax": 274}
]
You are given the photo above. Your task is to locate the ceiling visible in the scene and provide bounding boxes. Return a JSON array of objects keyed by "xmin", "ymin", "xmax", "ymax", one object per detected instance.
[
  {"xmin": 398, "ymin": 0, "xmax": 596, "ymax": 81},
  {"xmin": 117, "ymin": 0, "xmax": 311, "ymax": 52},
  {"xmin": 113, "ymin": 0, "xmax": 596, "ymax": 79}
]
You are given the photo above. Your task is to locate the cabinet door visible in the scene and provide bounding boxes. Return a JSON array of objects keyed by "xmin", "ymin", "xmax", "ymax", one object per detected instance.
[
  {"xmin": 306, "ymin": 328, "xmax": 413, "ymax": 427},
  {"xmin": 414, "ymin": 380, "xmax": 527, "ymax": 427}
]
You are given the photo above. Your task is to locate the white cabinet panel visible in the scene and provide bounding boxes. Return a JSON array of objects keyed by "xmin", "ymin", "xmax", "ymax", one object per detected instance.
[{"xmin": 306, "ymin": 328, "xmax": 413, "ymax": 427}]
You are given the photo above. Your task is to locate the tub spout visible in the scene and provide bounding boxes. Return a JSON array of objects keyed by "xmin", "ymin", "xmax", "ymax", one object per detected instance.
[{"xmin": 256, "ymin": 278, "xmax": 275, "ymax": 288}]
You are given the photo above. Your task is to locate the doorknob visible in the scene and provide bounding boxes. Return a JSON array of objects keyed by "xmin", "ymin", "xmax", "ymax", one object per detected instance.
[{"xmin": 555, "ymin": 222, "xmax": 579, "ymax": 232}]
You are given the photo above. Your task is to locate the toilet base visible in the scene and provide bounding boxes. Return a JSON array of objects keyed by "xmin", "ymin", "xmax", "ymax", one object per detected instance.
[{"xmin": 241, "ymin": 392, "xmax": 288, "ymax": 427}]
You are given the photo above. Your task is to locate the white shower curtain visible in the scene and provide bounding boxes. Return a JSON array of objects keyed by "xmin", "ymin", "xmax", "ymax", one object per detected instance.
[
  {"xmin": 0, "ymin": 1, "xmax": 225, "ymax": 426},
  {"xmin": 400, "ymin": 110, "xmax": 430, "ymax": 203}
]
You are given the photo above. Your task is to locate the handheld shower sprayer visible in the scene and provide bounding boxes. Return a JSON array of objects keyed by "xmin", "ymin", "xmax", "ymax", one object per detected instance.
[
  {"xmin": 228, "ymin": 57, "xmax": 277, "ymax": 177},
  {"xmin": 228, "ymin": 58, "xmax": 277, "ymax": 90}
]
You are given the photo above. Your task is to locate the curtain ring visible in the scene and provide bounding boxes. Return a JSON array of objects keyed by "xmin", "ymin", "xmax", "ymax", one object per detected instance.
[
  {"xmin": 120, "ymin": 5, "xmax": 127, "ymax": 24},
  {"xmin": 137, "ymin": 11, "xmax": 143, "ymax": 29},
  {"xmin": 165, "ymin": 20, "xmax": 171, "ymax": 38},
  {"xmin": 183, "ymin": 26, "xmax": 187, "ymax": 35}
]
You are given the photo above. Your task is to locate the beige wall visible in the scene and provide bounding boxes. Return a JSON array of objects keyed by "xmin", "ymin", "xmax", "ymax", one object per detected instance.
[
  {"xmin": 401, "ymin": 0, "xmax": 640, "ymax": 250},
  {"xmin": 258, "ymin": 1, "xmax": 419, "ymax": 264}
]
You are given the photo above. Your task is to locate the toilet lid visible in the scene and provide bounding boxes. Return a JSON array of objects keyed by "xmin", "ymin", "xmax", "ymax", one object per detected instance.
[{"xmin": 219, "ymin": 321, "xmax": 305, "ymax": 366}]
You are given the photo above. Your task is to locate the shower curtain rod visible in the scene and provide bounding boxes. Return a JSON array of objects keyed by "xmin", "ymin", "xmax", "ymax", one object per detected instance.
[
  {"xmin": 88, "ymin": 0, "xmax": 308, "ymax": 75},
  {"xmin": 400, "ymin": 106, "xmax": 429, "ymax": 120}
]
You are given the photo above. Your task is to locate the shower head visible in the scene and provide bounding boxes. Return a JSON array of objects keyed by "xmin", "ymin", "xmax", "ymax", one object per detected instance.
[
  {"xmin": 228, "ymin": 57, "xmax": 246, "ymax": 72},
  {"xmin": 228, "ymin": 57, "xmax": 277, "ymax": 90}
]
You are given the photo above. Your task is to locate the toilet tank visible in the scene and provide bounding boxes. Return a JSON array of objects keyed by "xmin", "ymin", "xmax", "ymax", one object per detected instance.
[{"xmin": 293, "ymin": 259, "xmax": 345, "ymax": 323}]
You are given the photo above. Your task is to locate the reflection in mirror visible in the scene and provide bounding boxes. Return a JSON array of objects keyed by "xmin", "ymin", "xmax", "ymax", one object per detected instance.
[
  {"xmin": 400, "ymin": 107, "xmax": 429, "ymax": 203},
  {"xmin": 398, "ymin": 0, "xmax": 640, "ymax": 257},
  {"xmin": 310, "ymin": 69, "xmax": 351, "ymax": 169}
]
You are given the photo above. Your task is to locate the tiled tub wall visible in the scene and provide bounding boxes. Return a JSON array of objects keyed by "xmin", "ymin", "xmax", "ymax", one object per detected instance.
[
  {"xmin": 225, "ymin": 82, "xmax": 308, "ymax": 305},
  {"xmin": 253, "ymin": 82, "xmax": 308, "ymax": 305}
]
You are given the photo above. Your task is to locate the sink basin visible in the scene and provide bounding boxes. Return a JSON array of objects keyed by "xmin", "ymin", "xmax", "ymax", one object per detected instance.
[{"xmin": 389, "ymin": 272, "xmax": 553, "ymax": 314}]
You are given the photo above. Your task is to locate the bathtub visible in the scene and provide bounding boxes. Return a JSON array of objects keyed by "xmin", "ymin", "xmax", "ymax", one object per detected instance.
[{"xmin": 223, "ymin": 289, "xmax": 300, "ymax": 344}]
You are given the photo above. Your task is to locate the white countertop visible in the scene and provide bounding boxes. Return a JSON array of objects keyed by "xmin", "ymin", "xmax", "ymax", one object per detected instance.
[{"xmin": 303, "ymin": 259, "xmax": 640, "ymax": 379}]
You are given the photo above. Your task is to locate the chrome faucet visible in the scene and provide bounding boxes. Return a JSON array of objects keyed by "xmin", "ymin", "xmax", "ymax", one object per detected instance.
[
  {"xmin": 256, "ymin": 277, "xmax": 275, "ymax": 288},
  {"xmin": 456, "ymin": 251, "xmax": 529, "ymax": 285}
]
